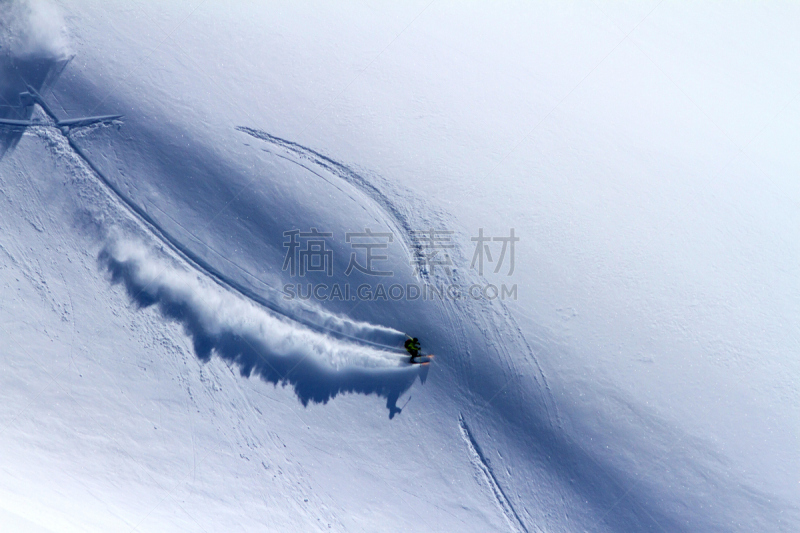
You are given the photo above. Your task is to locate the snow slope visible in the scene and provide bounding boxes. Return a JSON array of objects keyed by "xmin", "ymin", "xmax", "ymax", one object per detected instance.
[{"xmin": 1, "ymin": 1, "xmax": 798, "ymax": 531}]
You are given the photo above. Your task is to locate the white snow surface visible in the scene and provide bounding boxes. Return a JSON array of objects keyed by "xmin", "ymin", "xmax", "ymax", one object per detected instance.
[{"xmin": 0, "ymin": 1, "xmax": 798, "ymax": 532}]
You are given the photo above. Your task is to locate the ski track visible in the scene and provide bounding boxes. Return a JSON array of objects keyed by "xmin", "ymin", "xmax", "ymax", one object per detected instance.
[
  {"xmin": 238, "ymin": 127, "xmax": 557, "ymax": 412},
  {"xmin": 459, "ymin": 414, "xmax": 529, "ymax": 533},
  {"xmin": 21, "ymin": 100, "xmax": 405, "ymax": 355},
  {"xmin": 20, "ymin": 105, "xmax": 424, "ymax": 415},
  {"xmin": 24, "ymin": 93, "xmax": 562, "ymax": 502},
  {"xmin": 28, "ymin": 95, "xmax": 559, "ymax": 424},
  {"xmin": 236, "ymin": 126, "xmax": 418, "ymax": 260},
  {"xmin": 241, "ymin": 126, "xmax": 561, "ymax": 432}
]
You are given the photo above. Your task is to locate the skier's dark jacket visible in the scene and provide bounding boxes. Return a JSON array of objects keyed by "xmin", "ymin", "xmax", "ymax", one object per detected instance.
[{"xmin": 405, "ymin": 338, "xmax": 421, "ymax": 356}]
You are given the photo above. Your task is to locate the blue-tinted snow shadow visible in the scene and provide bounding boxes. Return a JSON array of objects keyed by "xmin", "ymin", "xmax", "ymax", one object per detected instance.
[
  {"xmin": 0, "ymin": 54, "xmax": 70, "ymax": 158},
  {"xmin": 100, "ymin": 249, "xmax": 421, "ymax": 418}
]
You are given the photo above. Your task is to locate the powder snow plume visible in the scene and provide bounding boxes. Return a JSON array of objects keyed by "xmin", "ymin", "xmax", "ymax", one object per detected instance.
[
  {"xmin": 0, "ymin": 0, "xmax": 71, "ymax": 60},
  {"xmin": 102, "ymin": 239, "xmax": 407, "ymax": 371},
  {"xmin": 100, "ymin": 238, "xmax": 418, "ymax": 416}
]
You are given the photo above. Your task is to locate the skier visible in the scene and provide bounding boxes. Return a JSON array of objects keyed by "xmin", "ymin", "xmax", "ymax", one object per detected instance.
[{"xmin": 404, "ymin": 336, "xmax": 422, "ymax": 363}]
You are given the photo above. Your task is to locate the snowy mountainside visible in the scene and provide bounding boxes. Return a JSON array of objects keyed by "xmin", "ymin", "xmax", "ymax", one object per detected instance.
[{"xmin": 1, "ymin": 1, "xmax": 798, "ymax": 532}]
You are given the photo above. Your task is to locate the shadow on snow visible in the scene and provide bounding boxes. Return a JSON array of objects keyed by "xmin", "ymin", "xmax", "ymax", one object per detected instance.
[
  {"xmin": 0, "ymin": 54, "xmax": 70, "ymax": 157},
  {"xmin": 100, "ymin": 248, "xmax": 422, "ymax": 419}
]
